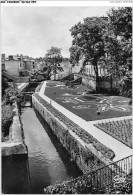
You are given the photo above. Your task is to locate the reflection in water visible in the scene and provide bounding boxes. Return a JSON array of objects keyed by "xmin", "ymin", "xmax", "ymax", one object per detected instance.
[{"xmin": 2, "ymin": 154, "xmax": 31, "ymax": 194}]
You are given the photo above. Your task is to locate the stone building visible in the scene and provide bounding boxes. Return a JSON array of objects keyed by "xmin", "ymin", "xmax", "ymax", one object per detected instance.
[
  {"xmin": 5, "ymin": 55, "xmax": 20, "ymax": 76},
  {"xmin": 4, "ymin": 54, "xmax": 35, "ymax": 76}
]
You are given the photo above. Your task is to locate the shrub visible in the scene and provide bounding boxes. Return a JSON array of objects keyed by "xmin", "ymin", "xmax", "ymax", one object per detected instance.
[
  {"xmin": 2, "ymin": 105, "xmax": 13, "ymax": 140},
  {"xmin": 2, "ymin": 70, "xmax": 9, "ymax": 96},
  {"xmin": 44, "ymin": 174, "xmax": 92, "ymax": 194},
  {"xmin": 19, "ymin": 70, "xmax": 29, "ymax": 77},
  {"xmin": 119, "ymin": 76, "xmax": 132, "ymax": 98},
  {"xmin": 108, "ymin": 170, "xmax": 132, "ymax": 194},
  {"xmin": 2, "ymin": 84, "xmax": 18, "ymax": 105}
]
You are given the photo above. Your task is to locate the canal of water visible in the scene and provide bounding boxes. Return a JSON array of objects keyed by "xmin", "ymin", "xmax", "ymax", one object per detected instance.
[{"xmin": 2, "ymin": 103, "xmax": 82, "ymax": 194}]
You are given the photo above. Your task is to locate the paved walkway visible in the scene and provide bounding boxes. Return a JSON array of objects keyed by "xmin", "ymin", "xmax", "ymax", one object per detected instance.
[{"xmin": 39, "ymin": 81, "xmax": 132, "ymax": 162}]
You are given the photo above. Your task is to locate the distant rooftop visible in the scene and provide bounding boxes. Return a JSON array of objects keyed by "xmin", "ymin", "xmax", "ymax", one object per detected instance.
[{"xmin": 5, "ymin": 55, "xmax": 35, "ymax": 62}]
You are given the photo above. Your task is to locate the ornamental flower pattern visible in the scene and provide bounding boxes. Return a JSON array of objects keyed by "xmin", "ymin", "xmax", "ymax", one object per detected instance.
[{"xmin": 57, "ymin": 91, "xmax": 131, "ymax": 113}]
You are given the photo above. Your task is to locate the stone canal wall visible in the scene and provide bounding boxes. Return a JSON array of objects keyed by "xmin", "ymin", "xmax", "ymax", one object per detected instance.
[
  {"xmin": 2, "ymin": 101, "xmax": 27, "ymax": 156},
  {"xmin": 2, "ymin": 83, "xmax": 29, "ymax": 156},
  {"xmin": 32, "ymin": 93, "xmax": 114, "ymax": 174}
]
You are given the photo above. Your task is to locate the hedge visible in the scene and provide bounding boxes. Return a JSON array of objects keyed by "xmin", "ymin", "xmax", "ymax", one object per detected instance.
[{"xmin": 44, "ymin": 169, "xmax": 132, "ymax": 194}]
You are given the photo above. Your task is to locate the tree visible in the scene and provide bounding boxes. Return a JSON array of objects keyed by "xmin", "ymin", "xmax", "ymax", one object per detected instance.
[
  {"xmin": 102, "ymin": 25, "xmax": 122, "ymax": 78},
  {"xmin": 106, "ymin": 7, "xmax": 132, "ymax": 75},
  {"xmin": 69, "ymin": 17, "xmax": 107, "ymax": 90},
  {"xmin": 44, "ymin": 47, "xmax": 63, "ymax": 80},
  {"xmin": 69, "ymin": 45, "xmax": 83, "ymax": 66},
  {"xmin": 107, "ymin": 7, "xmax": 132, "ymax": 40},
  {"xmin": 19, "ymin": 70, "xmax": 29, "ymax": 77},
  {"xmin": 103, "ymin": 7, "xmax": 132, "ymax": 97}
]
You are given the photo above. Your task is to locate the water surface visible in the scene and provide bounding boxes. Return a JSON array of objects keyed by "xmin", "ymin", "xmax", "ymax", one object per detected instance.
[{"xmin": 21, "ymin": 107, "xmax": 82, "ymax": 193}]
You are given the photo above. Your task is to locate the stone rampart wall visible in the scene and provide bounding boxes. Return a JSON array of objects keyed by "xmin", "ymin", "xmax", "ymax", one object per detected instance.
[
  {"xmin": 74, "ymin": 73, "xmax": 118, "ymax": 90},
  {"xmin": 32, "ymin": 94, "xmax": 113, "ymax": 174},
  {"xmin": 74, "ymin": 73, "xmax": 96, "ymax": 90},
  {"xmin": 82, "ymin": 76, "xmax": 96, "ymax": 90}
]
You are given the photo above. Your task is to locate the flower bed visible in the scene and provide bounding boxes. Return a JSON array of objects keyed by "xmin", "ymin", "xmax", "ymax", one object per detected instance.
[
  {"xmin": 34, "ymin": 93, "xmax": 115, "ymax": 160},
  {"xmin": 94, "ymin": 119, "xmax": 132, "ymax": 148}
]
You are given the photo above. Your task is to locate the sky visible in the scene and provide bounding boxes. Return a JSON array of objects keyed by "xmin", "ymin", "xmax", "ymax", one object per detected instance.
[{"xmin": 2, "ymin": 6, "xmax": 114, "ymax": 58}]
